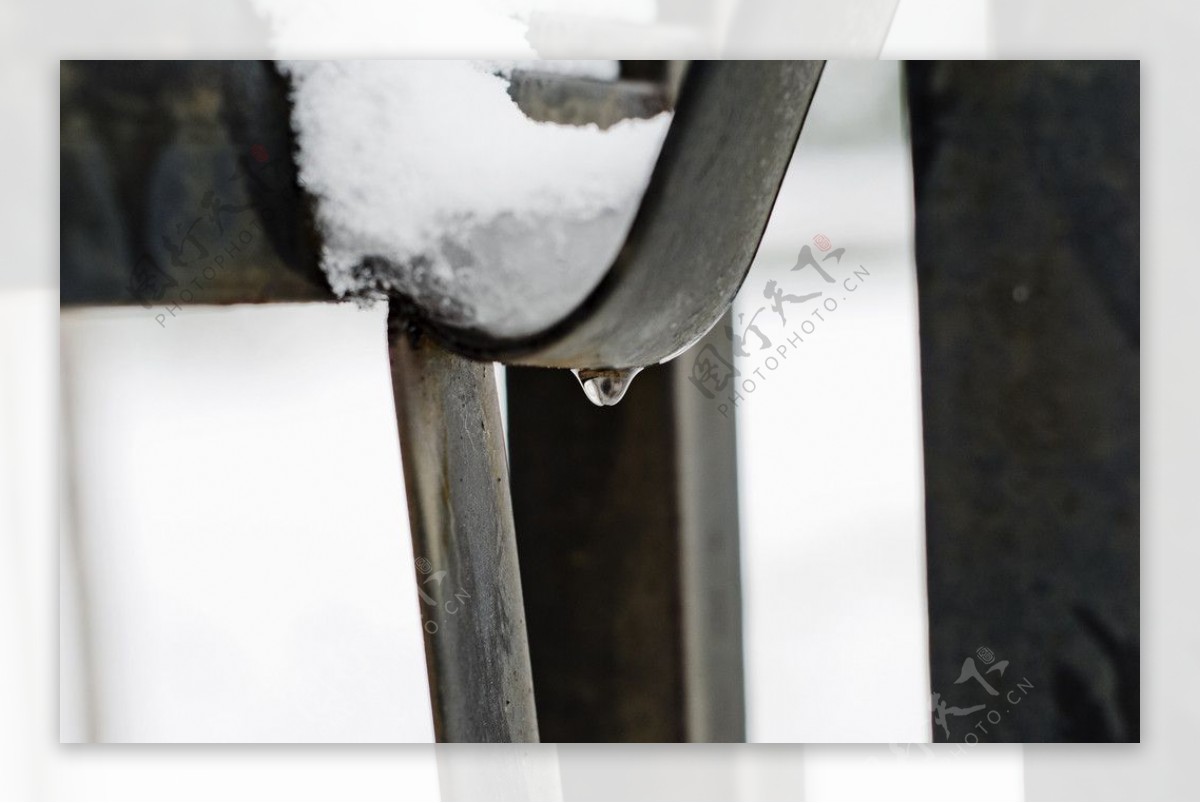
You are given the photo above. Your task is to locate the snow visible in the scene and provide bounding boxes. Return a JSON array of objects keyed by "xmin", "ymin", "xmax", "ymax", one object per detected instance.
[{"xmin": 280, "ymin": 59, "xmax": 670, "ymax": 337}]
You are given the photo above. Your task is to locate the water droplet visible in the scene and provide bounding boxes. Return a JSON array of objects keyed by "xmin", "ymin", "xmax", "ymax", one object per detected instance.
[{"xmin": 572, "ymin": 367, "xmax": 643, "ymax": 407}]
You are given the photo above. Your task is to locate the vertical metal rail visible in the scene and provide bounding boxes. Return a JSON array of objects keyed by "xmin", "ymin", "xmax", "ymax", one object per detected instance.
[
  {"xmin": 506, "ymin": 322, "xmax": 744, "ymax": 742},
  {"xmin": 908, "ymin": 61, "xmax": 1139, "ymax": 742},
  {"xmin": 507, "ymin": 363, "xmax": 685, "ymax": 741},
  {"xmin": 387, "ymin": 306, "xmax": 539, "ymax": 743},
  {"xmin": 672, "ymin": 318, "xmax": 745, "ymax": 742}
]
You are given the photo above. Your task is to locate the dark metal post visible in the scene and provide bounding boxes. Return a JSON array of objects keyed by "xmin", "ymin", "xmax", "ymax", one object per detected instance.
[
  {"xmin": 908, "ymin": 61, "xmax": 1139, "ymax": 742},
  {"xmin": 506, "ymin": 321, "xmax": 744, "ymax": 742},
  {"xmin": 387, "ymin": 307, "xmax": 539, "ymax": 743}
]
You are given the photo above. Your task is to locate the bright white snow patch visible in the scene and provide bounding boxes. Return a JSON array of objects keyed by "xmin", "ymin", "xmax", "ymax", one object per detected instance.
[{"xmin": 280, "ymin": 60, "xmax": 670, "ymax": 337}]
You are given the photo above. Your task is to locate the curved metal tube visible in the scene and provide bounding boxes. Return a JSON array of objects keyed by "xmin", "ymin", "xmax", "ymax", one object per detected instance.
[
  {"xmin": 406, "ymin": 60, "xmax": 825, "ymax": 369},
  {"xmin": 60, "ymin": 60, "xmax": 823, "ymax": 371}
]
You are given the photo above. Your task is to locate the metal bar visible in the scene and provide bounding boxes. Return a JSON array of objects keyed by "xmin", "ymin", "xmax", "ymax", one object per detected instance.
[
  {"xmin": 387, "ymin": 305, "xmax": 539, "ymax": 743},
  {"xmin": 506, "ymin": 319, "xmax": 743, "ymax": 742},
  {"xmin": 60, "ymin": 59, "xmax": 818, "ymax": 744},
  {"xmin": 507, "ymin": 68, "xmax": 673, "ymax": 129},
  {"xmin": 60, "ymin": 60, "xmax": 330, "ymax": 307},
  {"xmin": 672, "ymin": 317, "xmax": 744, "ymax": 742},
  {"xmin": 58, "ymin": 60, "xmax": 676, "ymax": 312},
  {"xmin": 426, "ymin": 60, "xmax": 825, "ymax": 368},
  {"xmin": 60, "ymin": 60, "xmax": 823, "ymax": 378},
  {"xmin": 908, "ymin": 60, "xmax": 1139, "ymax": 742},
  {"xmin": 507, "ymin": 362, "xmax": 684, "ymax": 741}
]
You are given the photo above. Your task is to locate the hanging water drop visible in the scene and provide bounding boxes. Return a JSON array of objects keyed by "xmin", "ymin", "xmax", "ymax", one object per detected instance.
[{"xmin": 572, "ymin": 367, "xmax": 643, "ymax": 407}]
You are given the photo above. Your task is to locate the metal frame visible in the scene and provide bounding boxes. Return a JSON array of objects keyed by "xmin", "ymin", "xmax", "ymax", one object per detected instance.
[
  {"xmin": 60, "ymin": 59, "xmax": 824, "ymax": 742},
  {"xmin": 388, "ymin": 313, "xmax": 538, "ymax": 742}
]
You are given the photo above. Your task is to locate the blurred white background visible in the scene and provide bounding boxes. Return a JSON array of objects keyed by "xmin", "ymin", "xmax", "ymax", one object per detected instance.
[
  {"xmin": 2, "ymin": 0, "xmax": 1197, "ymax": 800},
  {"xmin": 736, "ymin": 60, "xmax": 929, "ymax": 745},
  {"xmin": 59, "ymin": 303, "xmax": 434, "ymax": 743}
]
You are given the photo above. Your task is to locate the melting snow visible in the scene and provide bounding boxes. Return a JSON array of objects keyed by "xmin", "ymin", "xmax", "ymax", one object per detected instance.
[{"xmin": 280, "ymin": 60, "xmax": 670, "ymax": 337}]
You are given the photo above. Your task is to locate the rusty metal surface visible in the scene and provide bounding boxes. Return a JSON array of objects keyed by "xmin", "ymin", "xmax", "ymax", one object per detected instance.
[
  {"xmin": 387, "ymin": 307, "xmax": 539, "ymax": 743},
  {"xmin": 908, "ymin": 61, "xmax": 1139, "ymax": 742},
  {"xmin": 506, "ymin": 320, "xmax": 743, "ymax": 742}
]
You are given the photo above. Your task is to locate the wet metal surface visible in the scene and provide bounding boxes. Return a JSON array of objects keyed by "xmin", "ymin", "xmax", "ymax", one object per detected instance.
[{"xmin": 388, "ymin": 308, "xmax": 539, "ymax": 742}]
